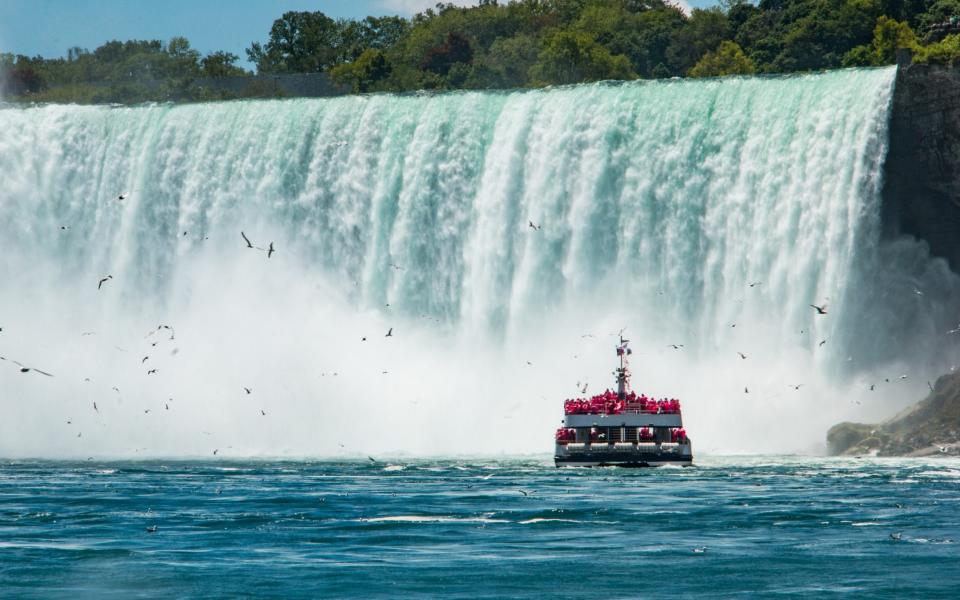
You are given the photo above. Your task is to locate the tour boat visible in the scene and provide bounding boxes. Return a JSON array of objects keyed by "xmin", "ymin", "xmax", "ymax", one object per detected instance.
[{"xmin": 554, "ymin": 337, "xmax": 693, "ymax": 467}]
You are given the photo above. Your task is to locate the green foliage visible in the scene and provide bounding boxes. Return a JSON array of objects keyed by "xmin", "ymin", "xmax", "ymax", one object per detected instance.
[
  {"xmin": 421, "ymin": 32, "xmax": 474, "ymax": 75},
  {"xmin": 472, "ymin": 33, "xmax": 540, "ymax": 88},
  {"xmin": 915, "ymin": 33, "xmax": 960, "ymax": 64},
  {"xmin": 918, "ymin": 0, "xmax": 960, "ymax": 30},
  {"xmin": 330, "ymin": 48, "xmax": 392, "ymax": 93},
  {"xmin": 843, "ymin": 15, "xmax": 919, "ymax": 66},
  {"xmin": 246, "ymin": 11, "xmax": 339, "ymax": 73},
  {"xmin": 247, "ymin": 11, "xmax": 411, "ymax": 74},
  {"xmin": 666, "ymin": 8, "xmax": 732, "ymax": 74},
  {"xmin": 9, "ymin": 0, "xmax": 960, "ymax": 104},
  {"xmin": 529, "ymin": 30, "xmax": 636, "ymax": 85},
  {"xmin": 688, "ymin": 40, "xmax": 757, "ymax": 76},
  {"xmin": 201, "ymin": 51, "xmax": 247, "ymax": 77}
]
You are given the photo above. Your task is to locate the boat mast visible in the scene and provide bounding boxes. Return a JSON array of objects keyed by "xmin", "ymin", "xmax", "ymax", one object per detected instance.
[{"xmin": 616, "ymin": 334, "xmax": 631, "ymax": 400}]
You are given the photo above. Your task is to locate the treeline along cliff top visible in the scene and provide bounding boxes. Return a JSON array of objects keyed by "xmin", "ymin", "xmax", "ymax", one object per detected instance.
[{"xmin": 4, "ymin": 0, "xmax": 960, "ymax": 103}]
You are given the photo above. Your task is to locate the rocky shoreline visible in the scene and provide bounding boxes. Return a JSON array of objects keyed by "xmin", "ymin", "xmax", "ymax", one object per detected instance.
[{"xmin": 827, "ymin": 370, "xmax": 960, "ymax": 456}]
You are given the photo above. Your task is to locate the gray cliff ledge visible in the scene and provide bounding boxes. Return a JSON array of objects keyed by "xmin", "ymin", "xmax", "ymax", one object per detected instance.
[{"xmin": 827, "ymin": 369, "xmax": 960, "ymax": 456}]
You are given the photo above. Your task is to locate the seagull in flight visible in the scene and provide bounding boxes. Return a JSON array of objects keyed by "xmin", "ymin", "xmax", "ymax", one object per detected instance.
[
  {"xmin": 669, "ymin": 344, "xmax": 684, "ymax": 349},
  {"xmin": 98, "ymin": 275, "xmax": 113, "ymax": 290},
  {"xmin": 748, "ymin": 281, "xmax": 762, "ymax": 288},
  {"xmin": 737, "ymin": 352, "xmax": 747, "ymax": 360},
  {"xmin": 528, "ymin": 220, "xmax": 540, "ymax": 231},
  {"xmin": 244, "ymin": 387, "xmax": 252, "ymax": 394},
  {"xmin": 810, "ymin": 304, "xmax": 828, "ymax": 315},
  {"xmin": 267, "ymin": 242, "xmax": 275, "ymax": 258},
  {"xmin": 241, "ymin": 231, "xmax": 254, "ymax": 249},
  {"xmin": 818, "ymin": 339, "xmax": 827, "ymax": 347},
  {"xmin": 385, "ymin": 328, "xmax": 393, "ymax": 337},
  {"xmin": 118, "ymin": 193, "xmax": 128, "ymax": 201}
]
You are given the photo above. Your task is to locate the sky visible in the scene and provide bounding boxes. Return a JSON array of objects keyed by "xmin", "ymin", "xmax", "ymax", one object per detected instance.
[{"xmin": 0, "ymin": 0, "xmax": 709, "ymax": 69}]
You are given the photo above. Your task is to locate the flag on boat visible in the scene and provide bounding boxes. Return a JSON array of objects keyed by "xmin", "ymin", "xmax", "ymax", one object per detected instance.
[{"xmin": 617, "ymin": 342, "xmax": 631, "ymax": 356}]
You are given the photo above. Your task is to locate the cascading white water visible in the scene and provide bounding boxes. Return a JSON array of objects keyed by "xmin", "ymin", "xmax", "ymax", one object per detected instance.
[{"xmin": 1, "ymin": 66, "xmax": 958, "ymax": 458}]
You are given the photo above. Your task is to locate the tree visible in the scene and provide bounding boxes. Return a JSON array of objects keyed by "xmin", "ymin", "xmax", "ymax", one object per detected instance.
[
  {"xmin": 421, "ymin": 32, "xmax": 474, "ymax": 75},
  {"xmin": 843, "ymin": 16, "xmax": 919, "ymax": 66},
  {"xmin": 330, "ymin": 48, "xmax": 392, "ymax": 93},
  {"xmin": 164, "ymin": 37, "xmax": 201, "ymax": 78},
  {"xmin": 339, "ymin": 16, "xmax": 410, "ymax": 61},
  {"xmin": 473, "ymin": 33, "xmax": 541, "ymax": 88},
  {"xmin": 200, "ymin": 51, "xmax": 247, "ymax": 77},
  {"xmin": 247, "ymin": 11, "xmax": 341, "ymax": 73},
  {"xmin": 632, "ymin": 5, "xmax": 688, "ymax": 77},
  {"xmin": 915, "ymin": 32, "xmax": 960, "ymax": 63},
  {"xmin": 688, "ymin": 40, "xmax": 757, "ymax": 77},
  {"xmin": 918, "ymin": 0, "xmax": 960, "ymax": 31},
  {"xmin": 666, "ymin": 8, "xmax": 732, "ymax": 74},
  {"xmin": 3, "ymin": 61, "xmax": 47, "ymax": 95},
  {"xmin": 529, "ymin": 30, "xmax": 636, "ymax": 85}
]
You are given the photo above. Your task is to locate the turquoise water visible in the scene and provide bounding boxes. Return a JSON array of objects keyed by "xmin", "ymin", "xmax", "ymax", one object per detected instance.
[{"xmin": 2, "ymin": 457, "xmax": 958, "ymax": 598}]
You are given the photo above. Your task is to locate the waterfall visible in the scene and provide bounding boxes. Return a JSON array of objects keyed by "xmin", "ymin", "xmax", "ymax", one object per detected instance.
[{"xmin": 1, "ymin": 66, "xmax": 958, "ymax": 457}]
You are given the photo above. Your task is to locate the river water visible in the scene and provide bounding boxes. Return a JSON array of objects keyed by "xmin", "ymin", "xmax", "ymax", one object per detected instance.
[{"xmin": 1, "ymin": 456, "xmax": 958, "ymax": 598}]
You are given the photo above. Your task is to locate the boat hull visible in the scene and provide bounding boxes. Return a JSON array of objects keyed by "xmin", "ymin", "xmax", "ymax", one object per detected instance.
[
  {"xmin": 554, "ymin": 443, "xmax": 693, "ymax": 468},
  {"xmin": 554, "ymin": 454, "xmax": 693, "ymax": 468}
]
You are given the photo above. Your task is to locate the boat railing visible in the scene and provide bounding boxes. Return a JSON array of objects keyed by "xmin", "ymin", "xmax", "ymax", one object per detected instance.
[
  {"xmin": 557, "ymin": 442, "xmax": 687, "ymax": 453},
  {"xmin": 563, "ymin": 396, "xmax": 681, "ymax": 416},
  {"xmin": 563, "ymin": 407, "xmax": 681, "ymax": 416}
]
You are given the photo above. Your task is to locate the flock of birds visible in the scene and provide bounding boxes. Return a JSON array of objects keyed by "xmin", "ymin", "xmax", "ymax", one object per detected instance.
[
  {"xmin": 1, "ymin": 196, "xmax": 406, "ymax": 456},
  {"xmin": 640, "ymin": 285, "xmax": 938, "ymax": 401}
]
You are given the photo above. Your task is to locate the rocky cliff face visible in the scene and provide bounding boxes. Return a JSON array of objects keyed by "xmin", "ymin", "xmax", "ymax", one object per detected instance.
[
  {"xmin": 827, "ymin": 370, "xmax": 960, "ymax": 456},
  {"xmin": 884, "ymin": 61, "xmax": 960, "ymax": 271}
]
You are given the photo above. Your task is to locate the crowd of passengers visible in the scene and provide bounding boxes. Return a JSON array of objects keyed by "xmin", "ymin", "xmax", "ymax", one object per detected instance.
[
  {"xmin": 563, "ymin": 389, "xmax": 681, "ymax": 415},
  {"xmin": 554, "ymin": 427, "xmax": 688, "ymax": 443}
]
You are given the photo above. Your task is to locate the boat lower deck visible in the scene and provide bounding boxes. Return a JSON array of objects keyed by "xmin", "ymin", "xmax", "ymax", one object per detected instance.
[{"xmin": 555, "ymin": 442, "xmax": 693, "ymax": 467}]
